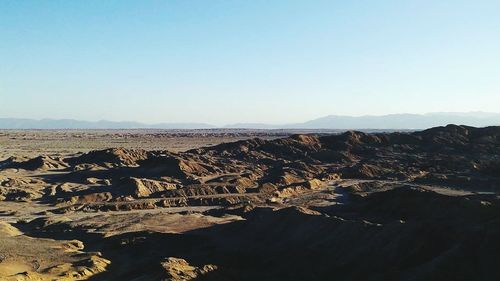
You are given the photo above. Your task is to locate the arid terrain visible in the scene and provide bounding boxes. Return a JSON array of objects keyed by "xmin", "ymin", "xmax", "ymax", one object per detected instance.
[{"xmin": 0, "ymin": 125, "xmax": 499, "ymax": 281}]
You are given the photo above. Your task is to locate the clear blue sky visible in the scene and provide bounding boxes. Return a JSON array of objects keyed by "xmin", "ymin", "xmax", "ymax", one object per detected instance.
[{"xmin": 1, "ymin": 0, "xmax": 499, "ymax": 125}]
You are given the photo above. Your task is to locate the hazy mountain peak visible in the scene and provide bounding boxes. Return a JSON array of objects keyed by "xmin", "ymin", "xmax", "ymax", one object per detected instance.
[{"xmin": 1, "ymin": 112, "xmax": 499, "ymax": 129}]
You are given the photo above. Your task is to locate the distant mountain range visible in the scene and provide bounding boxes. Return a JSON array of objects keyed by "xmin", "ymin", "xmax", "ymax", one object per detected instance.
[
  {"xmin": 0, "ymin": 118, "xmax": 213, "ymax": 129},
  {"xmin": 291, "ymin": 112, "xmax": 500, "ymax": 130},
  {"xmin": 1, "ymin": 112, "xmax": 500, "ymax": 129},
  {"xmin": 226, "ymin": 112, "xmax": 500, "ymax": 129}
]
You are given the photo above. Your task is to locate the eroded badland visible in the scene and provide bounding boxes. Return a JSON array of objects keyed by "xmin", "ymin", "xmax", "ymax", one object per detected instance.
[{"xmin": 0, "ymin": 126, "xmax": 499, "ymax": 280}]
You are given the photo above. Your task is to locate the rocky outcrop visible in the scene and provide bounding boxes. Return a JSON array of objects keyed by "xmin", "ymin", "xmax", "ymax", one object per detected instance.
[
  {"xmin": 0, "ymin": 222, "xmax": 110, "ymax": 281},
  {"xmin": 122, "ymin": 177, "xmax": 179, "ymax": 198},
  {"xmin": 4, "ymin": 156, "xmax": 68, "ymax": 171},
  {"xmin": 161, "ymin": 257, "xmax": 217, "ymax": 281},
  {"xmin": 67, "ymin": 148, "xmax": 149, "ymax": 167}
]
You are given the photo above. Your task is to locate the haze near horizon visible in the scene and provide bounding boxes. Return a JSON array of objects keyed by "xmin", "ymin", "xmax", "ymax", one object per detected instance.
[{"xmin": 1, "ymin": 1, "xmax": 499, "ymax": 125}]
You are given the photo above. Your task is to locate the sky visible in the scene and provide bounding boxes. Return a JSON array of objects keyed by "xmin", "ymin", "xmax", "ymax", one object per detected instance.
[{"xmin": 1, "ymin": 0, "xmax": 499, "ymax": 125}]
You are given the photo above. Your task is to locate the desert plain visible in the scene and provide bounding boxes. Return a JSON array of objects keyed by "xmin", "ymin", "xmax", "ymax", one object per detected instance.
[{"xmin": 0, "ymin": 125, "xmax": 499, "ymax": 281}]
